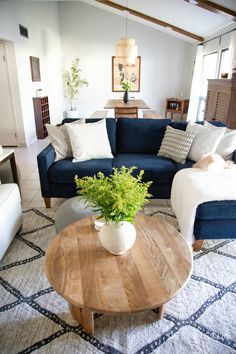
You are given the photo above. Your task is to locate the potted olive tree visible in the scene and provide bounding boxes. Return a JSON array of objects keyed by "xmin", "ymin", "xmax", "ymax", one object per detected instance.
[
  {"xmin": 74, "ymin": 166, "xmax": 152, "ymax": 255},
  {"xmin": 63, "ymin": 57, "xmax": 89, "ymax": 118}
]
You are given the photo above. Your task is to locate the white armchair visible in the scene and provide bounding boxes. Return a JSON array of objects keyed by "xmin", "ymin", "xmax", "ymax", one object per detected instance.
[{"xmin": 0, "ymin": 181, "xmax": 22, "ymax": 261}]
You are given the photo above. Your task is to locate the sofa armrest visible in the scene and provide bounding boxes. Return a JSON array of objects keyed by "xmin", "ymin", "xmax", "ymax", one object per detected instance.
[
  {"xmin": 232, "ymin": 150, "xmax": 236, "ymax": 164},
  {"xmin": 37, "ymin": 144, "xmax": 55, "ymax": 197}
]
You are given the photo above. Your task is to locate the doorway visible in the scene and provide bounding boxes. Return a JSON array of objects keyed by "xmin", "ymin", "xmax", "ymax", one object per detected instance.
[{"xmin": 0, "ymin": 42, "xmax": 17, "ymax": 146}]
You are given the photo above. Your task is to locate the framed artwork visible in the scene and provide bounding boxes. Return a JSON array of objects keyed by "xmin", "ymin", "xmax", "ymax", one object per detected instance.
[
  {"xmin": 30, "ymin": 56, "xmax": 41, "ymax": 82},
  {"xmin": 112, "ymin": 56, "xmax": 141, "ymax": 92}
]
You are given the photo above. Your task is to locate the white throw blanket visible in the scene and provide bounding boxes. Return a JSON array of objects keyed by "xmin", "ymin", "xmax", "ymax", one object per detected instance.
[{"xmin": 171, "ymin": 167, "xmax": 236, "ymax": 246}]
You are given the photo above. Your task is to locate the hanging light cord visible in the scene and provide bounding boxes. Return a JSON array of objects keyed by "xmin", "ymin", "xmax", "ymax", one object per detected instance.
[{"xmin": 126, "ymin": 0, "xmax": 127, "ymax": 38}]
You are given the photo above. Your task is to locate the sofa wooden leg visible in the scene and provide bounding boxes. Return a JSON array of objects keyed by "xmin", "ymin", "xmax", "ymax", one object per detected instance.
[
  {"xmin": 44, "ymin": 198, "xmax": 51, "ymax": 208},
  {"xmin": 193, "ymin": 240, "xmax": 203, "ymax": 252}
]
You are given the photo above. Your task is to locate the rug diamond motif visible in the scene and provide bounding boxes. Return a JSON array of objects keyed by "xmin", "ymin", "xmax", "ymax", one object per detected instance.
[{"xmin": 0, "ymin": 207, "xmax": 235, "ymax": 354}]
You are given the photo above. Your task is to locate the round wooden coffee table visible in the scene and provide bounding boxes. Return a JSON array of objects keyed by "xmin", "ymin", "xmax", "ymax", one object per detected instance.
[{"xmin": 45, "ymin": 215, "xmax": 192, "ymax": 334}]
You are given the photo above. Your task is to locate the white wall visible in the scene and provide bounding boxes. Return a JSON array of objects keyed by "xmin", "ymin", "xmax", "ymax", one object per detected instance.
[
  {"xmin": 0, "ymin": 1, "xmax": 63, "ymax": 146},
  {"xmin": 58, "ymin": 1, "xmax": 195, "ymax": 118},
  {"xmin": 0, "ymin": 0, "xmax": 196, "ymax": 146}
]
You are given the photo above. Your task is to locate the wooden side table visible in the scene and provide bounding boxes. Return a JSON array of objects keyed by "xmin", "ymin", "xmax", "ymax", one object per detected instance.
[
  {"xmin": 45, "ymin": 214, "xmax": 192, "ymax": 334},
  {"xmin": 165, "ymin": 98, "xmax": 189, "ymax": 120},
  {"xmin": 0, "ymin": 149, "xmax": 20, "ymax": 190}
]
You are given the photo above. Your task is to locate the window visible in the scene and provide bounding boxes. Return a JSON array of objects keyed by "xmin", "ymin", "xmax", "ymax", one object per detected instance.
[
  {"xmin": 218, "ymin": 48, "xmax": 230, "ymax": 78},
  {"xmin": 197, "ymin": 52, "xmax": 218, "ymax": 121}
]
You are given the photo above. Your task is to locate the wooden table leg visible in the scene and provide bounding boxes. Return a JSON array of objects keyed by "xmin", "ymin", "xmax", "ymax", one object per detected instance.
[
  {"xmin": 156, "ymin": 304, "xmax": 166, "ymax": 320},
  {"xmin": 193, "ymin": 240, "xmax": 203, "ymax": 252},
  {"xmin": 10, "ymin": 154, "xmax": 20, "ymax": 186},
  {"xmin": 69, "ymin": 303, "xmax": 94, "ymax": 334}
]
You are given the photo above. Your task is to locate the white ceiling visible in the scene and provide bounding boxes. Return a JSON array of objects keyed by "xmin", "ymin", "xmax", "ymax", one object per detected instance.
[{"xmin": 78, "ymin": 0, "xmax": 236, "ymax": 42}]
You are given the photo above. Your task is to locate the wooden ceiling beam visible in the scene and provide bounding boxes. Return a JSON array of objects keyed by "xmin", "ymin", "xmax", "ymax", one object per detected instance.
[
  {"xmin": 184, "ymin": 0, "xmax": 236, "ymax": 21},
  {"xmin": 96, "ymin": 0, "xmax": 204, "ymax": 42}
]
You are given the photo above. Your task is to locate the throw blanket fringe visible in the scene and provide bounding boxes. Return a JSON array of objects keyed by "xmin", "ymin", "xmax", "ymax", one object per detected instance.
[{"xmin": 171, "ymin": 167, "xmax": 236, "ymax": 246}]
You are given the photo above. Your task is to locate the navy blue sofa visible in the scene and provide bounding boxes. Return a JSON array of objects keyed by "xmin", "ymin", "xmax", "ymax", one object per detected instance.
[
  {"xmin": 37, "ymin": 118, "xmax": 236, "ymax": 249},
  {"xmin": 37, "ymin": 117, "xmax": 195, "ymax": 206}
]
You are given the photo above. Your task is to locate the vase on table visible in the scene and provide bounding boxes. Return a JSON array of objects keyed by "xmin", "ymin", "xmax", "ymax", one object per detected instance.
[
  {"xmin": 123, "ymin": 90, "xmax": 130, "ymax": 103},
  {"xmin": 99, "ymin": 221, "xmax": 136, "ymax": 255}
]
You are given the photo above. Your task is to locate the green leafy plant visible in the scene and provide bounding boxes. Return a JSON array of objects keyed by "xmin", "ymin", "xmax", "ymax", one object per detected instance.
[
  {"xmin": 74, "ymin": 166, "xmax": 152, "ymax": 223},
  {"xmin": 121, "ymin": 80, "xmax": 133, "ymax": 92},
  {"xmin": 63, "ymin": 57, "xmax": 89, "ymax": 111}
]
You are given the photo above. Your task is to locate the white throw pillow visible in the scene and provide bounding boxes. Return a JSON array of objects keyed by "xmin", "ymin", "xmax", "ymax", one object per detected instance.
[
  {"xmin": 216, "ymin": 128, "xmax": 236, "ymax": 160},
  {"xmin": 67, "ymin": 119, "xmax": 113, "ymax": 163},
  {"xmin": 46, "ymin": 119, "xmax": 85, "ymax": 161},
  {"xmin": 186, "ymin": 122, "xmax": 226, "ymax": 162}
]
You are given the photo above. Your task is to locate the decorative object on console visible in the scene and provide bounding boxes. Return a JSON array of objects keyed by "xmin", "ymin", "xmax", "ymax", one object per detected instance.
[
  {"xmin": 121, "ymin": 80, "xmax": 133, "ymax": 103},
  {"xmin": 36, "ymin": 88, "xmax": 43, "ymax": 97},
  {"xmin": 115, "ymin": 0, "xmax": 137, "ymax": 65},
  {"xmin": 63, "ymin": 57, "xmax": 88, "ymax": 118},
  {"xmin": 112, "ymin": 56, "xmax": 141, "ymax": 92},
  {"xmin": 66, "ymin": 119, "xmax": 113, "ymax": 163},
  {"xmin": 74, "ymin": 166, "xmax": 152, "ymax": 255},
  {"xmin": 158, "ymin": 125, "xmax": 195, "ymax": 164}
]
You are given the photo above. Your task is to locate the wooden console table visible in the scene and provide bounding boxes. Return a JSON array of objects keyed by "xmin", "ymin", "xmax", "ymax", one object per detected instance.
[{"xmin": 0, "ymin": 149, "xmax": 20, "ymax": 190}]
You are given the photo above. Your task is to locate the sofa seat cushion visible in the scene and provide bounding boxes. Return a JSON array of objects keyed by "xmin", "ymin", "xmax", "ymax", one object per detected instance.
[
  {"xmin": 113, "ymin": 154, "xmax": 177, "ymax": 183},
  {"xmin": 116, "ymin": 118, "xmax": 170, "ymax": 154},
  {"xmin": 48, "ymin": 158, "xmax": 113, "ymax": 184},
  {"xmin": 196, "ymin": 200, "xmax": 236, "ymax": 220}
]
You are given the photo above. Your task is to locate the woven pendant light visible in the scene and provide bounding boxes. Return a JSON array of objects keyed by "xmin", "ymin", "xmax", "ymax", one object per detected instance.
[{"xmin": 115, "ymin": 1, "xmax": 138, "ymax": 64}]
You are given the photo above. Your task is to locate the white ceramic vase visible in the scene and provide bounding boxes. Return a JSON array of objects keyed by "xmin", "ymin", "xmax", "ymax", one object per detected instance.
[{"xmin": 99, "ymin": 221, "xmax": 136, "ymax": 255}]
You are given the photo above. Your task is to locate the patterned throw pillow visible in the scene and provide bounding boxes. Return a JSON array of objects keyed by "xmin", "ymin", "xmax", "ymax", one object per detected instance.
[{"xmin": 158, "ymin": 126, "xmax": 195, "ymax": 164}]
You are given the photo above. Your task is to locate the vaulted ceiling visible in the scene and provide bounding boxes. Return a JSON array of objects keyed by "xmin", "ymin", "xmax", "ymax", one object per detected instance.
[{"xmin": 79, "ymin": 0, "xmax": 236, "ymax": 42}]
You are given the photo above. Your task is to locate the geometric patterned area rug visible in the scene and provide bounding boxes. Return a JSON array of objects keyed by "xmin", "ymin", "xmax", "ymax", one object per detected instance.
[{"xmin": 0, "ymin": 207, "xmax": 236, "ymax": 354}]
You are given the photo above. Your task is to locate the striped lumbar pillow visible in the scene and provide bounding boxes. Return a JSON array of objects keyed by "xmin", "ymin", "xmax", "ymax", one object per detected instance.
[{"xmin": 158, "ymin": 125, "xmax": 195, "ymax": 163}]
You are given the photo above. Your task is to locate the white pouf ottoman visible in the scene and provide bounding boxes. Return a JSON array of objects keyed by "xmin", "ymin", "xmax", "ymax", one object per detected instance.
[
  {"xmin": 0, "ymin": 183, "xmax": 22, "ymax": 260},
  {"xmin": 55, "ymin": 197, "xmax": 99, "ymax": 233}
]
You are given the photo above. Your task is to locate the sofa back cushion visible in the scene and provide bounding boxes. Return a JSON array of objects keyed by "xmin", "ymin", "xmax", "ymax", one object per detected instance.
[
  {"xmin": 170, "ymin": 121, "xmax": 188, "ymax": 131},
  {"xmin": 170, "ymin": 120, "xmax": 226, "ymax": 131},
  {"xmin": 62, "ymin": 118, "xmax": 117, "ymax": 155},
  {"xmin": 116, "ymin": 118, "xmax": 171, "ymax": 154}
]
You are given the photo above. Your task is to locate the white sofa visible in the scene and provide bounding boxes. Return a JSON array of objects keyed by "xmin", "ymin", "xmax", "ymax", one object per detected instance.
[{"xmin": 0, "ymin": 181, "xmax": 22, "ymax": 260}]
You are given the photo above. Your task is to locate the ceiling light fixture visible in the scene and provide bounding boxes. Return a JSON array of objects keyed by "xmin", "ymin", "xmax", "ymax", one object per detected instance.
[{"xmin": 115, "ymin": 1, "xmax": 138, "ymax": 64}]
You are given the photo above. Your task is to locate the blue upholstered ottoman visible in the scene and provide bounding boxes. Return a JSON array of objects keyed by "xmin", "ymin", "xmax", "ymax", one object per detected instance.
[{"xmin": 193, "ymin": 200, "xmax": 236, "ymax": 251}]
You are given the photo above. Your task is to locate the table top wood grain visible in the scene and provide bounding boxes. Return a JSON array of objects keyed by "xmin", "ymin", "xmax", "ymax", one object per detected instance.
[
  {"xmin": 45, "ymin": 214, "xmax": 192, "ymax": 314},
  {"xmin": 104, "ymin": 99, "xmax": 150, "ymax": 109}
]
